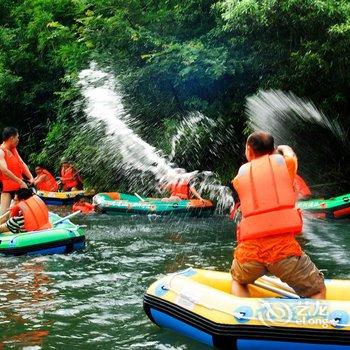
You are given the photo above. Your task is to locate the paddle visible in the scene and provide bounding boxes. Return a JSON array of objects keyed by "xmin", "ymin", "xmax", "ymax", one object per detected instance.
[
  {"xmin": 53, "ymin": 210, "xmax": 82, "ymax": 226},
  {"xmin": 134, "ymin": 192, "xmax": 146, "ymax": 202},
  {"xmin": 253, "ymin": 277, "xmax": 300, "ymax": 299},
  {"xmin": 260, "ymin": 275, "xmax": 297, "ymax": 294}
]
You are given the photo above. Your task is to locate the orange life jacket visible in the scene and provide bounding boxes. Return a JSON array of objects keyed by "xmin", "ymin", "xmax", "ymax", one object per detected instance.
[
  {"xmin": 233, "ymin": 154, "xmax": 302, "ymax": 242},
  {"xmin": 36, "ymin": 169, "xmax": 59, "ymax": 192},
  {"xmin": 60, "ymin": 167, "xmax": 79, "ymax": 189},
  {"xmin": 10, "ymin": 195, "xmax": 51, "ymax": 232},
  {"xmin": 1, "ymin": 147, "xmax": 24, "ymax": 192},
  {"xmin": 72, "ymin": 202, "xmax": 94, "ymax": 214},
  {"xmin": 170, "ymin": 181, "xmax": 190, "ymax": 200},
  {"xmin": 294, "ymin": 174, "xmax": 312, "ymax": 200}
]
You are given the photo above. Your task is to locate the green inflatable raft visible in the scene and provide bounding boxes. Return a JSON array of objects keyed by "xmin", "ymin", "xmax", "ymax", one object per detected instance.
[
  {"xmin": 297, "ymin": 193, "xmax": 350, "ymax": 219},
  {"xmin": 0, "ymin": 212, "xmax": 85, "ymax": 256},
  {"xmin": 93, "ymin": 192, "xmax": 214, "ymax": 216},
  {"xmin": 230, "ymin": 193, "xmax": 350, "ymax": 222}
]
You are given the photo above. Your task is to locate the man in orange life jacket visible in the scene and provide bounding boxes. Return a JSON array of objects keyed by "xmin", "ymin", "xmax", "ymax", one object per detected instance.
[
  {"xmin": 230, "ymin": 131, "xmax": 326, "ymax": 299},
  {"xmin": 0, "ymin": 188, "xmax": 51, "ymax": 234},
  {"xmin": 33, "ymin": 165, "xmax": 59, "ymax": 192},
  {"xmin": 0, "ymin": 127, "xmax": 34, "ymax": 215},
  {"xmin": 229, "ymin": 173, "xmax": 312, "ymax": 219}
]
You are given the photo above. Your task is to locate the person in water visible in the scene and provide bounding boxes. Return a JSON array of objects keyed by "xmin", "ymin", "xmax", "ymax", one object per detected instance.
[
  {"xmin": 72, "ymin": 195, "xmax": 94, "ymax": 214},
  {"xmin": 0, "ymin": 127, "xmax": 34, "ymax": 215},
  {"xmin": 59, "ymin": 158, "xmax": 83, "ymax": 191},
  {"xmin": 0, "ymin": 188, "xmax": 51, "ymax": 234},
  {"xmin": 33, "ymin": 165, "xmax": 59, "ymax": 192},
  {"xmin": 230, "ymin": 131, "xmax": 326, "ymax": 299}
]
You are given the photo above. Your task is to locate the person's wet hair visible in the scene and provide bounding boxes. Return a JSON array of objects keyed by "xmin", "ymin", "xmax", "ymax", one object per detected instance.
[
  {"xmin": 74, "ymin": 195, "xmax": 84, "ymax": 203},
  {"xmin": 2, "ymin": 127, "xmax": 18, "ymax": 142},
  {"xmin": 16, "ymin": 188, "xmax": 34, "ymax": 201},
  {"xmin": 247, "ymin": 131, "xmax": 275, "ymax": 156},
  {"xmin": 36, "ymin": 164, "xmax": 46, "ymax": 169}
]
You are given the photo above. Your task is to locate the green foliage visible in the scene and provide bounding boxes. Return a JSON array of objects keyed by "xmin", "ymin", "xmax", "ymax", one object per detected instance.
[
  {"xmin": 0, "ymin": 0, "xmax": 91, "ymax": 147},
  {"xmin": 1, "ymin": 0, "xmax": 350, "ymax": 192}
]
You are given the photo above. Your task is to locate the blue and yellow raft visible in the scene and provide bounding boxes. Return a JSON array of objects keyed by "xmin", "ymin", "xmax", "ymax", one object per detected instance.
[
  {"xmin": 37, "ymin": 189, "xmax": 95, "ymax": 205},
  {"xmin": 144, "ymin": 268, "xmax": 350, "ymax": 349}
]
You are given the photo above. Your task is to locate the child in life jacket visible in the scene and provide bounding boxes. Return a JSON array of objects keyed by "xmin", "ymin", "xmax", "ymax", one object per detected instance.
[
  {"xmin": 72, "ymin": 196, "xmax": 94, "ymax": 214},
  {"xmin": 0, "ymin": 188, "xmax": 51, "ymax": 234},
  {"xmin": 230, "ymin": 131, "xmax": 326, "ymax": 299}
]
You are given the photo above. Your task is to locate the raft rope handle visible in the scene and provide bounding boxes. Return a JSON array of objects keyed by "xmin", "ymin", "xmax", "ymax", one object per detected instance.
[
  {"xmin": 167, "ymin": 269, "xmax": 299, "ymax": 299},
  {"xmin": 163, "ymin": 269, "xmax": 287, "ymax": 319}
]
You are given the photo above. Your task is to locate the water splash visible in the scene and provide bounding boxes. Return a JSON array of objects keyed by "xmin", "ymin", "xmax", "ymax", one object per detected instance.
[
  {"xmin": 246, "ymin": 90, "xmax": 347, "ymax": 145},
  {"xmin": 169, "ymin": 112, "xmax": 216, "ymax": 161},
  {"xmin": 77, "ymin": 63, "xmax": 233, "ymax": 210},
  {"xmin": 245, "ymin": 90, "xmax": 349, "ymax": 195}
]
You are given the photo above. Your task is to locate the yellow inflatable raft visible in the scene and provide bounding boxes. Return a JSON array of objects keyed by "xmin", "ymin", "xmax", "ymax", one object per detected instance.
[
  {"xmin": 144, "ymin": 268, "xmax": 350, "ymax": 349},
  {"xmin": 37, "ymin": 190, "xmax": 95, "ymax": 205}
]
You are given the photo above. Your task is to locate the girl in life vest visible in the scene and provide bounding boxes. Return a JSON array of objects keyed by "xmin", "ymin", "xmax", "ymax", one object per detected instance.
[
  {"xmin": 60, "ymin": 159, "xmax": 83, "ymax": 191},
  {"xmin": 72, "ymin": 196, "xmax": 94, "ymax": 214},
  {"xmin": 0, "ymin": 188, "xmax": 51, "ymax": 234},
  {"xmin": 33, "ymin": 165, "xmax": 59, "ymax": 192}
]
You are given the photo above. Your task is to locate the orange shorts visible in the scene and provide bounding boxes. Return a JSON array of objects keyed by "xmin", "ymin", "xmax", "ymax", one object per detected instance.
[{"xmin": 231, "ymin": 253, "xmax": 325, "ymax": 297}]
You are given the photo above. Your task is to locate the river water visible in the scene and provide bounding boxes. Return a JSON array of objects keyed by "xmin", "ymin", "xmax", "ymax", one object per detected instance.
[{"xmin": 0, "ymin": 211, "xmax": 349, "ymax": 349}]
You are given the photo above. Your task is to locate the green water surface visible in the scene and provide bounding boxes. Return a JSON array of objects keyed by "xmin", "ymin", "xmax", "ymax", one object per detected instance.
[{"xmin": 0, "ymin": 212, "xmax": 349, "ymax": 349}]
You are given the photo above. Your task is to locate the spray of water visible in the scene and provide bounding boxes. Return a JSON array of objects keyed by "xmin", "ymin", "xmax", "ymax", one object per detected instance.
[
  {"xmin": 245, "ymin": 90, "xmax": 349, "ymax": 195},
  {"xmin": 77, "ymin": 63, "xmax": 233, "ymax": 211},
  {"xmin": 246, "ymin": 90, "xmax": 347, "ymax": 145},
  {"xmin": 169, "ymin": 112, "xmax": 216, "ymax": 161}
]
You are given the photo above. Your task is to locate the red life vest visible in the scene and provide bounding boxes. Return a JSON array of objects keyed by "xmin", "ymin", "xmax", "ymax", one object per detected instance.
[
  {"xmin": 233, "ymin": 154, "xmax": 302, "ymax": 242},
  {"xmin": 72, "ymin": 202, "xmax": 94, "ymax": 214},
  {"xmin": 10, "ymin": 195, "xmax": 51, "ymax": 232},
  {"xmin": 1, "ymin": 147, "xmax": 24, "ymax": 192},
  {"xmin": 60, "ymin": 167, "xmax": 79, "ymax": 190},
  {"xmin": 294, "ymin": 174, "xmax": 312, "ymax": 200},
  {"xmin": 170, "ymin": 181, "xmax": 190, "ymax": 200},
  {"xmin": 36, "ymin": 169, "xmax": 59, "ymax": 192}
]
